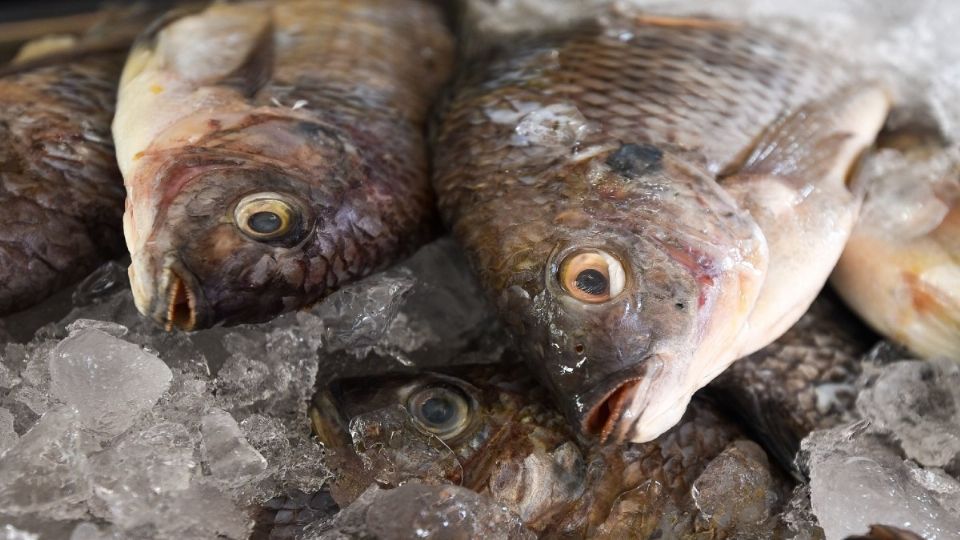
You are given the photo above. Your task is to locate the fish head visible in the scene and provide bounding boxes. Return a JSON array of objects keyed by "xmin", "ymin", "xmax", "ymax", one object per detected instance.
[
  {"xmin": 310, "ymin": 364, "xmax": 582, "ymax": 513},
  {"xmin": 126, "ymin": 116, "xmax": 403, "ymax": 330},
  {"xmin": 488, "ymin": 143, "xmax": 767, "ymax": 444}
]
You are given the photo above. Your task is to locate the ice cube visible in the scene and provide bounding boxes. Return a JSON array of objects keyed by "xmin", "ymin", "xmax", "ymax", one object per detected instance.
[
  {"xmin": 856, "ymin": 358, "xmax": 960, "ymax": 471},
  {"xmin": 0, "ymin": 408, "xmax": 17, "ymax": 456},
  {"xmin": 307, "ymin": 483, "xmax": 535, "ymax": 540},
  {"xmin": 0, "ymin": 406, "xmax": 89, "ymax": 520},
  {"xmin": 200, "ymin": 408, "xmax": 268, "ymax": 489},
  {"xmin": 312, "ymin": 268, "xmax": 416, "ymax": 353},
  {"xmin": 239, "ymin": 413, "xmax": 330, "ymax": 496},
  {"xmin": 691, "ymin": 440, "xmax": 783, "ymax": 536},
  {"xmin": 0, "ymin": 525, "xmax": 38, "ymax": 540},
  {"xmin": 49, "ymin": 328, "xmax": 173, "ymax": 438},
  {"xmin": 802, "ymin": 421, "xmax": 960, "ymax": 540}
]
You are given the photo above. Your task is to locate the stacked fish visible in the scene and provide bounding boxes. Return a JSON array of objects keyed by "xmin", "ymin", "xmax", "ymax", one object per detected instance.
[{"xmin": 0, "ymin": 0, "xmax": 957, "ymax": 538}]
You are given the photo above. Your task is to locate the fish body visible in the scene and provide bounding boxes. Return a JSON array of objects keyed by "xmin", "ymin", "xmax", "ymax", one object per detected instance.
[
  {"xmin": 831, "ymin": 136, "xmax": 960, "ymax": 360},
  {"xmin": 114, "ymin": 0, "xmax": 453, "ymax": 330},
  {"xmin": 0, "ymin": 30, "xmax": 129, "ymax": 315},
  {"xmin": 310, "ymin": 364, "xmax": 791, "ymax": 538},
  {"xmin": 432, "ymin": 11, "xmax": 889, "ymax": 442}
]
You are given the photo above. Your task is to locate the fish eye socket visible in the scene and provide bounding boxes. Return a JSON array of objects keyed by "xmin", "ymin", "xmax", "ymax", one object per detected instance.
[
  {"xmin": 559, "ymin": 250, "xmax": 626, "ymax": 303},
  {"xmin": 406, "ymin": 385, "xmax": 471, "ymax": 441},
  {"xmin": 234, "ymin": 193, "xmax": 300, "ymax": 241}
]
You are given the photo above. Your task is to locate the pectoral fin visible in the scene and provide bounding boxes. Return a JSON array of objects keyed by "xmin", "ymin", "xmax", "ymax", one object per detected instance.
[{"xmin": 722, "ymin": 84, "xmax": 891, "ymax": 357}]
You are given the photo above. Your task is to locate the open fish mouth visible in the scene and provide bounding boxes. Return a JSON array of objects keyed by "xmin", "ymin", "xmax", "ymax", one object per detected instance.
[
  {"xmin": 580, "ymin": 359, "xmax": 662, "ymax": 443},
  {"xmin": 154, "ymin": 261, "xmax": 204, "ymax": 332}
]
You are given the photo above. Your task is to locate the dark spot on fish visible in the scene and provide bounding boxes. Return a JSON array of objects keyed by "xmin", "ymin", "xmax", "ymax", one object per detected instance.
[
  {"xmin": 675, "ymin": 302, "xmax": 685, "ymax": 310},
  {"xmin": 605, "ymin": 143, "xmax": 663, "ymax": 178},
  {"xmin": 575, "ymin": 269, "xmax": 608, "ymax": 296},
  {"xmin": 575, "ymin": 343, "xmax": 585, "ymax": 354},
  {"xmin": 208, "ymin": 119, "xmax": 222, "ymax": 130}
]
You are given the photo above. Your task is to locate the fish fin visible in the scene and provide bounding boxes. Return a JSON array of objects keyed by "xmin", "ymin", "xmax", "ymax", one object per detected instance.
[
  {"xmin": 720, "ymin": 85, "xmax": 891, "ymax": 356},
  {"xmin": 119, "ymin": 4, "xmax": 209, "ymax": 86},
  {"xmin": 219, "ymin": 18, "xmax": 275, "ymax": 98},
  {"xmin": 628, "ymin": 13, "xmax": 741, "ymax": 31},
  {"xmin": 721, "ymin": 84, "xmax": 891, "ymax": 193},
  {"xmin": 844, "ymin": 525, "xmax": 926, "ymax": 540}
]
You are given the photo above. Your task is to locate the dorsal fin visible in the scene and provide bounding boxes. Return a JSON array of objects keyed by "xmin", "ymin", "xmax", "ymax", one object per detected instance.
[{"xmin": 219, "ymin": 18, "xmax": 274, "ymax": 99}]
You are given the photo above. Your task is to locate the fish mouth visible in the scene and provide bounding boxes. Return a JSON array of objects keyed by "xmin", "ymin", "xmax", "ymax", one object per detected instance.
[
  {"xmin": 155, "ymin": 261, "xmax": 204, "ymax": 332},
  {"xmin": 578, "ymin": 357, "xmax": 663, "ymax": 443}
]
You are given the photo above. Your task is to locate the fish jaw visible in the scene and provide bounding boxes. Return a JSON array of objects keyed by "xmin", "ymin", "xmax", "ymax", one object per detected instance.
[{"xmin": 129, "ymin": 250, "xmax": 206, "ymax": 331}]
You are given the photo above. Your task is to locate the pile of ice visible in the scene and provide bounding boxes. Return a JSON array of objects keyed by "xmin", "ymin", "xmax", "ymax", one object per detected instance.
[
  {"xmin": 801, "ymin": 351, "xmax": 960, "ymax": 540},
  {"xmin": 0, "ymin": 239, "xmax": 503, "ymax": 539}
]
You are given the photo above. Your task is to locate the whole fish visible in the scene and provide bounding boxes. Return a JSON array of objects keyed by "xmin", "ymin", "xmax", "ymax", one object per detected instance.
[
  {"xmin": 0, "ymin": 22, "xmax": 133, "ymax": 316},
  {"xmin": 707, "ymin": 291, "xmax": 876, "ymax": 474},
  {"xmin": 432, "ymin": 10, "xmax": 890, "ymax": 443},
  {"xmin": 831, "ymin": 129, "xmax": 960, "ymax": 360},
  {"xmin": 113, "ymin": 0, "xmax": 453, "ymax": 330},
  {"xmin": 310, "ymin": 364, "xmax": 794, "ymax": 538}
]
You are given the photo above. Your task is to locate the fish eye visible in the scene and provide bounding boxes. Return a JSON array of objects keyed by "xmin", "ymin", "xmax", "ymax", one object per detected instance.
[
  {"xmin": 559, "ymin": 250, "xmax": 626, "ymax": 303},
  {"xmin": 406, "ymin": 385, "xmax": 472, "ymax": 441},
  {"xmin": 233, "ymin": 192, "xmax": 301, "ymax": 241}
]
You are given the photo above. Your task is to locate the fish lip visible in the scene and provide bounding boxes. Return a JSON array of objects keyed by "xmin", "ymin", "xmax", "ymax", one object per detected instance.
[
  {"xmin": 152, "ymin": 257, "xmax": 206, "ymax": 332},
  {"xmin": 577, "ymin": 357, "xmax": 661, "ymax": 443}
]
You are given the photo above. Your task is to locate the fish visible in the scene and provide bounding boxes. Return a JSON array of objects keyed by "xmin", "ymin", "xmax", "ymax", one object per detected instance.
[
  {"xmin": 310, "ymin": 363, "xmax": 794, "ymax": 538},
  {"xmin": 845, "ymin": 525, "xmax": 926, "ymax": 540},
  {"xmin": 0, "ymin": 16, "xmax": 140, "ymax": 316},
  {"xmin": 706, "ymin": 290, "xmax": 877, "ymax": 474},
  {"xmin": 831, "ymin": 125, "xmax": 960, "ymax": 360},
  {"xmin": 432, "ymin": 10, "xmax": 890, "ymax": 443},
  {"xmin": 113, "ymin": 0, "xmax": 454, "ymax": 330}
]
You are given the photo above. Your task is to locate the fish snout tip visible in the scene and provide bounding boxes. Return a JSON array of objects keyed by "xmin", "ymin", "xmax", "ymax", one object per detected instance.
[{"xmin": 161, "ymin": 266, "xmax": 198, "ymax": 332}]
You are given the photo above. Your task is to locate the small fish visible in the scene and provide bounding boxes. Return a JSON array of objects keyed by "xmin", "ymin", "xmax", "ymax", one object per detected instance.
[
  {"xmin": 114, "ymin": 0, "xmax": 453, "ymax": 330},
  {"xmin": 310, "ymin": 364, "xmax": 792, "ymax": 538},
  {"xmin": 831, "ymin": 127, "xmax": 960, "ymax": 360},
  {"xmin": 432, "ymin": 11, "xmax": 889, "ymax": 443},
  {"xmin": 0, "ymin": 18, "xmax": 137, "ymax": 315},
  {"xmin": 707, "ymin": 291, "xmax": 876, "ymax": 474}
]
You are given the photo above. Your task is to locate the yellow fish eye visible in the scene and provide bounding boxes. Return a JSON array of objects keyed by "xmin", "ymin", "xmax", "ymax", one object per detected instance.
[
  {"xmin": 233, "ymin": 193, "xmax": 300, "ymax": 241},
  {"xmin": 559, "ymin": 250, "xmax": 626, "ymax": 303},
  {"xmin": 406, "ymin": 384, "xmax": 472, "ymax": 441}
]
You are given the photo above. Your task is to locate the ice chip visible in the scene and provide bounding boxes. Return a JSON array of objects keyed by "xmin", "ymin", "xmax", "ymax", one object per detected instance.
[
  {"xmin": 802, "ymin": 421, "xmax": 960, "ymax": 540},
  {"xmin": 312, "ymin": 268, "xmax": 416, "ymax": 353},
  {"xmin": 0, "ymin": 406, "xmax": 89, "ymax": 519},
  {"xmin": 63, "ymin": 319, "xmax": 128, "ymax": 338},
  {"xmin": 200, "ymin": 408, "xmax": 268, "ymax": 489},
  {"xmin": 0, "ymin": 525, "xmax": 38, "ymax": 540},
  {"xmin": 0, "ymin": 408, "xmax": 17, "ymax": 456},
  {"xmin": 308, "ymin": 483, "xmax": 535, "ymax": 540},
  {"xmin": 49, "ymin": 328, "xmax": 172, "ymax": 437},
  {"xmin": 857, "ymin": 358, "xmax": 960, "ymax": 471},
  {"xmin": 71, "ymin": 261, "xmax": 129, "ymax": 307},
  {"xmin": 691, "ymin": 440, "xmax": 783, "ymax": 535}
]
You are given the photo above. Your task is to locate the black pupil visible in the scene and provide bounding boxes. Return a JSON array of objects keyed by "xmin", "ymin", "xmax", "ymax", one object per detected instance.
[
  {"xmin": 248, "ymin": 211, "xmax": 282, "ymax": 234},
  {"xmin": 575, "ymin": 269, "xmax": 608, "ymax": 296},
  {"xmin": 420, "ymin": 396, "xmax": 455, "ymax": 425}
]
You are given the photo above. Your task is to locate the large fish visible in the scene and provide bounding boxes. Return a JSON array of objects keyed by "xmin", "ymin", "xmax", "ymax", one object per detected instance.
[
  {"xmin": 0, "ymin": 20, "xmax": 134, "ymax": 316},
  {"xmin": 831, "ymin": 128, "xmax": 960, "ymax": 360},
  {"xmin": 432, "ymin": 10, "xmax": 890, "ymax": 443},
  {"xmin": 310, "ymin": 364, "xmax": 795, "ymax": 538},
  {"xmin": 114, "ymin": 0, "xmax": 453, "ymax": 330}
]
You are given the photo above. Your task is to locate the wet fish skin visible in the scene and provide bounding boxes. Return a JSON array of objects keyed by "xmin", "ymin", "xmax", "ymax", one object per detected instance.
[
  {"xmin": 0, "ymin": 41, "xmax": 127, "ymax": 316},
  {"xmin": 114, "ymin": 0, "xmax": 453, "ymax": 330},
  {"xmin": 433, "ymin": 12, "xmax": 889, "ymax": 443},
  {"xmin": 311, "ymin": 364, "xmax": 791, "ymax": 538}
]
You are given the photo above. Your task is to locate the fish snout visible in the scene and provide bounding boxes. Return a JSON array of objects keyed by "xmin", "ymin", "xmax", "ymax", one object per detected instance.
[{"xmin": 130, "ymin": 253, "xmax": 205, "ymax": 331}]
